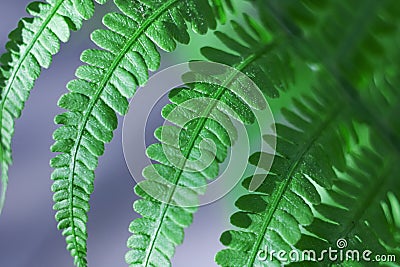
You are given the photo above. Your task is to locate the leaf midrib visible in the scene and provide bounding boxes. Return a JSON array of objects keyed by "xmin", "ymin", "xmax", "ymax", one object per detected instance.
[
  {"xmin": 65, "ymin": 0, "xmax": 180, "ymax": 261},
  {"xmin": 143, "ymin": 45, "xmax": 272, "ymax": 266},
  {"xmin": 247, "ymin": 106, "xmax": 340, "ymax": 266},
  {"xmin": 0, "ymin": 0, "xmax": 65, "ymax": 213}
]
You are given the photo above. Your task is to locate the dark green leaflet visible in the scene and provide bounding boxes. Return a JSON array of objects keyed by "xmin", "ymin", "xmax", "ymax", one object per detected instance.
[
  {"xmin": 296, "ymin": 145, "xmax": 400, "ymax": 267},
  {"xmin": 215, "ymin": 87, "xmax": 356, "ymax": 266},
  {"xmin": 215, "ymin": 2, "xmax": 400, "ymax": 261}
]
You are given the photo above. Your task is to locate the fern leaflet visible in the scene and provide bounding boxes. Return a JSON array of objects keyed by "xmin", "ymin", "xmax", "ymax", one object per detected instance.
[
  {"xmin": 215, "ymin": 87, "xmax": 356, "ymax": 266},
  {"xmin": 0, "ymin": 0, "xmax": 105, "ymax": 214},
  {"xmin": 214, "ymin": 1, "xmax": 400, "ymax": 264},
  {"xmin": 296, "ymin": 143, "xmax": 400, "ymax": 266},
  {"xmin": 50, "ymin": 0, "xmax": 232, "ymax": 265},
  {"xmin": 261, "ymin": 0, "xmax": 400, "ymax": 88},
  {"xmin": 126, "ymin": 17, "xmax": 292, "ymax": 267}
]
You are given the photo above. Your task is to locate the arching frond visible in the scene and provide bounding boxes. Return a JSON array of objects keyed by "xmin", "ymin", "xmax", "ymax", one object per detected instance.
[
  {"xmin": 126, "ymin": 18, "xmax": 292, "ymax": 267},
  {"xmin": 260, "ymin": 0, "xmax": 400, "ymax": 88},
  {"xmin": 216, "ymin": 69, "xmax": 400, "ymax": 266},
  {"xmin": 296, "ymin": 143, "xmax": 400, "ymax": 267},
  {"xmin": 360, "ymin": 70, "xmax": 400, "ymax": 151},
  {"xmin": 200, "ymin": 13, "xmax": 293, "ymax": 99},
  {"xmin": 50, "ymin": 0, "xmax": 232, "ymax": 265},
  {"xmin": 251, "ymin": 0, "xmax": 400, "ymax": 154},
  {"xmin": 0, "ymin": 0, "xmax": 106, "ymax": 214},
  {"xmin": 380, "ymin": 192, "xmax": 400, "ymax": 255},
  {"xmin": 215, "ymin": 87, "xmax": 357, "ymax": 266}
]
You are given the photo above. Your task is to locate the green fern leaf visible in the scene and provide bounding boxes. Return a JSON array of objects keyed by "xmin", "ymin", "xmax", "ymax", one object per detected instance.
[
  {"xmin": 126, "ymin": 83, "xmax": 255, "ymax": 266},
  {"xmin": 261, "ymin": 0, "xmax": 400, "ymax": 88},
  {"xmin": 295, "ymin": 143, "xmax": 400, "ymax": 266},
  {"xmin": 126, "ymin": 18, "xmax": 292, "ymax": 267},
  {"xmin": 201, "ymin": 14, "xmax": 293, "ymax": 99},
  {"xmin": 50, "ymin": 0, "xmax": 232, "ymax": 265},
  {"xmin": 216, "ymin": 78, "xmax": 400, "ymax": 266},
  {"xmin": 215, "ymin": 88, "xmax": 356, "ymax": 266},
  {"xmin": 0, "ymin": 0, "xmax": 105, "ymax": 214},
  {"xmin": 215, "ymin": 1, "xmax": 400, "ymax": 266},
  {"xmin": 360, "ymin": 72, "xmax": 400, "ymax": 149},
  {"xmin": 258, "ymin": 0, "xmax": 400, "ymax": 150},
  {"xmin": 381, "ymin": 192, "xmax": 400, "ymax": 252}
]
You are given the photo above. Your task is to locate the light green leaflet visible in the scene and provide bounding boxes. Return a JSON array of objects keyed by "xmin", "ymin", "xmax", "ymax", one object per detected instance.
[{"xmin": 0, "ymin": 0, "xmax": 106, "ymax": 215}]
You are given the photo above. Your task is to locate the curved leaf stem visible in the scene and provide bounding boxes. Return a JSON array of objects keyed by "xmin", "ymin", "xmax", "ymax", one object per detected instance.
[
  {"xmin": 66, "ymin": 0, "xmax": 180, "ymax": 261},
  {"xmin": 144, "ymin": 44, "xmax": 272, "ymax": 265},
  {"xmin": 247, "ymin": 106, "xmax": 340, "ymax": 266},
  {"xmin": 0, "ymin": 0, "xmax": 65, "ymax": 214}
]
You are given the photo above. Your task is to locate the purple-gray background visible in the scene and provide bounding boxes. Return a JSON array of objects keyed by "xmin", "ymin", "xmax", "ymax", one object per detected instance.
[{"xmin": 0, "ymin": 2, "xmax": 237, "ymax": 266}]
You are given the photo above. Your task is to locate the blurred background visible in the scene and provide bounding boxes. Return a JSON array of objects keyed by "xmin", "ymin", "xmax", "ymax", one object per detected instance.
[{"xmin": 0, "ymin": 1, "xmax": 260, "ymax": 266}]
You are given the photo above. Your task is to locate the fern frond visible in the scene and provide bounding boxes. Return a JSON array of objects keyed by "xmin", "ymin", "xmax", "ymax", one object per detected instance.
[
  {"xmin": 216, "ymin": 76, "xmax": 400, "ymax": 266},
  {"xmin": 50, "ymin": 0, "xmax": 232, "ymax": 265},
  {"xmin": 296, "ymin": 144, "xmax": 400, "ymax": 266},
  {"xmin": 259, "ymin": 0, "xmax": 400, "ymax": 151},
  {"xmin": 201, "ymin": 14, "xmax": 294, "ymax": 99},
  {"xmin": 215, "ymin": 87, "xmax": 356, "ymax": 266},
  {"xmin": 360, "ymin": 71, "xmax": 400, "ymax": 149},
  {"xmin": 214, "ymin": 1, "xmax": 400, "ymax": 263},
  {"xmin": 261, "ymin": 0, "xmax": 400, "ymax": 87},
  {"xmin": 0, "ymin": 0, "xmax": 105, "ymax": 214},
  {"xmin": 126, "ymin": 18, "xmax": 292, "ymax": 267},
  {"xmin": 380, "ymin": 192, "xmax": 400, "ymax": 255}
]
